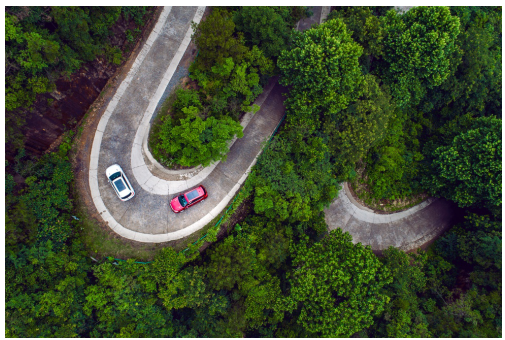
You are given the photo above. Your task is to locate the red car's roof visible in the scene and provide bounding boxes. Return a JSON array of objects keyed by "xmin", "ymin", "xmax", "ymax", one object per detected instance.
[{"xmin": 184, "ymin": 186, "xmax": 205, "ymax": 201}]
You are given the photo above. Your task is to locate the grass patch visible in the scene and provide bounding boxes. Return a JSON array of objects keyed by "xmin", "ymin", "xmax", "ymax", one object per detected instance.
[
  {"xmin": 350, "ymin": 174, "xmax": 428, "ymax": 213},
  {"xmin": 171, "ymin": 213, "xmax": 222, "ymax": 252},
  {"xmin": 73, "ymin": 195, "xmax": 162, "ymax": 261}
]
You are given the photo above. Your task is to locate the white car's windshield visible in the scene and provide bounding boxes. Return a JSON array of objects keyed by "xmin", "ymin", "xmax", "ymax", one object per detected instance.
[{"xmin": 109, "ymin": 172, "xmax": 121, "ymax": 181}]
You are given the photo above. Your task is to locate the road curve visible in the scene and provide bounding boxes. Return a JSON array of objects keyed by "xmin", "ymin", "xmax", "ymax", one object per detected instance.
[
  {"xmin": 324, "ymin": 183, "xmax": 459, "ymax": 253},
  {"xmin": 89, "ymin": 6, "xmax": 287, "ymax": 242},
  {"xmin": 88, "ymin": 6, "xmax": 458, "ymax": 250}
]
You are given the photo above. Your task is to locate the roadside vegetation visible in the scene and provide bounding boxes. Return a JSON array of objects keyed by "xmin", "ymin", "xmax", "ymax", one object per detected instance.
[
  {"xmin": 5, "ymin": 6, "xmax": 501, "ymax": 337},
  {"xmin": 5, "ymin": 6, "xmax": 152, "ymax": 152}
]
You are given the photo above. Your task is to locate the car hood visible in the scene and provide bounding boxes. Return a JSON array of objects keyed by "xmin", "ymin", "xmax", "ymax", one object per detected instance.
[{"xmin": 170, "ymin": 197, "xmax": 183, "ymax": 212}]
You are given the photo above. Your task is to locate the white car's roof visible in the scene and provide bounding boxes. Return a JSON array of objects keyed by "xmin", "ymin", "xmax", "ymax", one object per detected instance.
[{"xmin": 113, "ymin": 177, "xmax": 130, "ymax": 195}]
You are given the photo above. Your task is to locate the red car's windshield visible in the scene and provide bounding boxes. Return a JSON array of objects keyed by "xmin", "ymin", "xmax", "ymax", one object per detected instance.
[{"xmin": 178, "ymin": 195, "xmax": 187, "ymax": 207}]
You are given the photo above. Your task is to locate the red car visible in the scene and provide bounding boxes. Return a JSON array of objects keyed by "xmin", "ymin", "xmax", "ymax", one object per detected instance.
[{"xmin": 170, "ymin": 185, "xmax": 208, "ymax": 213}]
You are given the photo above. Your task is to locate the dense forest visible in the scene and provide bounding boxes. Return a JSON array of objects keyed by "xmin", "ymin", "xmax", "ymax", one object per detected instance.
[{"xmin": 5, "ymin": 6, "xmax": 502, "ymax": 337}]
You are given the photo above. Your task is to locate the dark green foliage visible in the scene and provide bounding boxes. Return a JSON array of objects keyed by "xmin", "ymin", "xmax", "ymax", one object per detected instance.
[
  {"xmin": 121, "ymin": 6, "xmax": 149, "ymax": 25},
  {"xmin": 233, "ymin": 6, "xmax": 293, "ymax": 59},
  {"xmin": 190, "ymin": 8, "xmax": 249, "ymax": 72},
  {"xmin": 423, "ymin": 116, "xmax": 501, "ymax": 211},
  {"xmin": 6, "ymin": 240, "xmax": 91, "ymax": 337},
  {"xmin": 5, "ymin": 7, "xmax": 122, "ymax": 111},
  {"xmin": 250, "ymin": 134, "xmax": 339, "ymax": 223},
  {"xmin": 21, "ymin": 151, "xmax": 74, "ymax": 248},
  {"xmin": 420, "ymin": 212, "xmax": 502, "ymax": 337},
  {"xmin": 381, "ymin": 6, "xmax": 461, "ymax": 107},
  {"xmin": 326, "ymin": 6, "xmax": 384, "ymax": 71},
  {"xmin": 424, "ymin": 6, "xmax": 502, "ymax": 120},
  {"xmin": 4, "ymin": 6, "xmax": 502, "ymax": 339},
  {"xmin": 325, "ymin": 74, "xmax": 395, "ymax": 179},
  {"xmin": 5, "ymin": 6, "xmax": 150, "ymax": 151},
  {"xmin": 371, "ymin": 247, "xmax": 431, "ymax": 337},
  {"xmin": 84, "ymin": 259, "xmax": 174, "ymax": 337},
  {"xmin": 5, "ymin": 200, "xmax": 38, "ymax": 254}
]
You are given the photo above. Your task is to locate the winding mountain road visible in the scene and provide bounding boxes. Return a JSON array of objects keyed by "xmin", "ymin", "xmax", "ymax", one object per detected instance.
[{"xmin": 88, "ymin": 6, "xmax": 457, "ymax": 251}]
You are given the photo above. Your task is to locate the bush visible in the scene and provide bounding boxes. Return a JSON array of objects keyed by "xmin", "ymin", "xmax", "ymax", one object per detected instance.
[{"xmin": 152, "ymin": 108, "xmax": 244, "ymax": 167}]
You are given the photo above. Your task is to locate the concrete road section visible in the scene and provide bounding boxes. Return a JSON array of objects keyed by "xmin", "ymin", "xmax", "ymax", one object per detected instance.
[{"xmin": 324, "ymin": 184, "xmax": 460, "ymax": 253}]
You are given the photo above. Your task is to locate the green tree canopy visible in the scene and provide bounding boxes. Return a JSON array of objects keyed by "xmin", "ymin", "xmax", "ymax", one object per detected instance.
[
  {"xmin": 382, "ymin": 6, "xmax": 460, "ymax": 107},
  {"xmin": 423, "ymin": 116, "xmax": 501, "ymax": 211},
  {"xmin": 326, "ymin": 6, "xmax": 384, "ymax": 60},
  {"xmin": 324, "ymin": 74, "xmax": 395, "ymax": 178},
  {"xmin": 282, "ymin": 229, "xmax": 392, "ymax": 337},
  {"xmin": 233, "ymin": 6, "xmax": 293, "ymax": 59},
  {"xmin": 278, "ymin": 18, "xmax": 363, "ymax": 115},
  {"xmin": 190, "ymin": 8, "xmax": 249, "ymax": 72},
  {"xmin": 153, "ymin": 108, "xmax": 244, "ymax": 167}
]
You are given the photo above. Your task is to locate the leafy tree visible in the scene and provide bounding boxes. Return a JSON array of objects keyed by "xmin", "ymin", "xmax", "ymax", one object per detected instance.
[
  {"xmin": 233, "ymin": 6, "xmax": 293, "ymax": 59},
  {"xmin": 5, "ymin": 200, "xmax": 38, "ymax": 254},
  {"xmin": 250, "ymin": 134, "xmax": 339, "ymax": 223},
  {"xmin": 6, "ymin": 240, "xmax": 91, "ymax": 337},
  {"xmin": 83, "ymin": 260, "xmax": 173, "ymax": 337},
  {"xmin": 282, "ymin": 229, "xmax": 392, "ymax": 337},
  {"xmin": 423, "ymin": 116, "xmax": 501, "ymax": 211},
  {"xmin": 190, "ymin": 8, "xmax": 249, "ymax": 72},
  {"xmin": 442, "ymin": 7, "xmax": 501, "ymax": 118},
  {"xmin": 20, "ymin": 151, "xmax": 74, "ymax": 248},
  {"xmin": 381, "ymin": 6, "xmax": 461, "ymax": 107},
  {"xmin": 324, "ymin": 74, "xmax": 394, "ymax": 179},
  {"xmin": 205, "ymin": 234, "xmax": 256, "ymax": 291},
  {"xmin": 326, "ymin": 6, "xmax": 384, "ymax": 71},
  {"xmin": 153, "ymin": 108, "xmax": 244, "ymax": 167},
  {"xmin": 370, "ymin": 247, "xmax": 431, "ymax": 337},
  {"xmin": 278, "ymin": 17, "xmax": 363, "ymax": 115}
]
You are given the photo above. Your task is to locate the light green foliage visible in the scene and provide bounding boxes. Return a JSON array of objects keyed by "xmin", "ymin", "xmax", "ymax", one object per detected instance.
[
  {"xmin": 424, "ymin": 116, "xmax": 501, "ymax": 210},
  {"xmin": 278, "ymin": 18, "xmax": 363, "ymax": 114},
  {"xmin": 284, "ymin": 229, "xmax": 392, "ymax": 337},
  {"xmin": 158, "ymin": 266, "xmax": 210, "ymax": 310},
  {"xmin": 153, "ymin": 109, "xmax": 243, "ymax": 167},
  {"xmin": 382, "ymin": 6, "xmax": 460, "ymax": 107},
  {"xmin": 233, "ymin": 6, "xmax": 293, "ymax": 59}
]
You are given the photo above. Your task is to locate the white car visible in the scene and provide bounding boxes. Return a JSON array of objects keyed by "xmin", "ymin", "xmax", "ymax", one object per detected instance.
[{"xmin": 106, "ymin": 164, "xmax": 135, "ymax": 201}]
